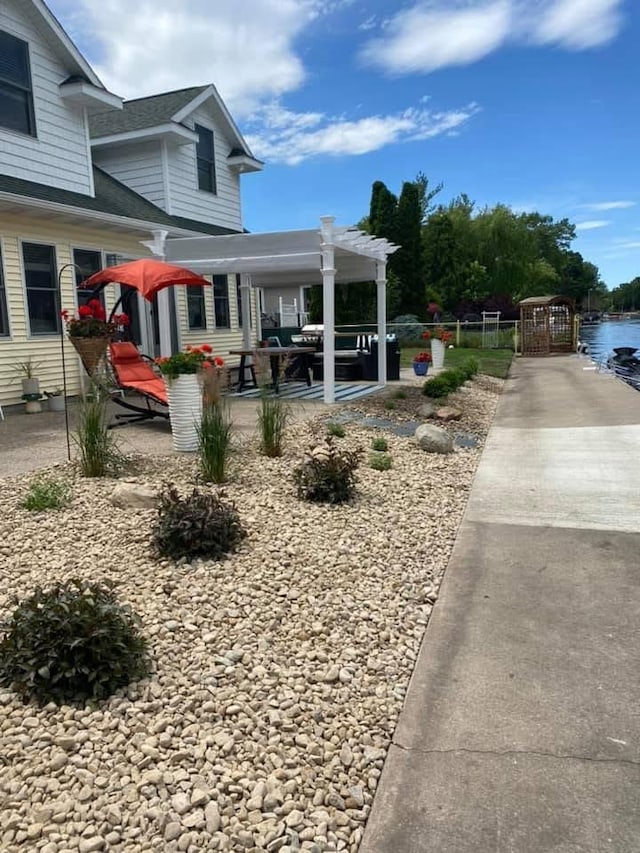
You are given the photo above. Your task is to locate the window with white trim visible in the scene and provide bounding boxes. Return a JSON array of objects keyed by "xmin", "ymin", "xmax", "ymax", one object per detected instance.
[
  {"xmin": 23, "ymin": 243, "xmax": 58, "ymax": 335},
  {"xmin": 213, "ymin": 275, "xmax": 230, "ymax": 328},
  {"xmin": 195, "ymin": 124, "xmax": 217, "ymax": 193},
  {"xmin": 73, "ymin": 249, "xmax": 103, "ymax": 308},
  {"xmin": 187, "ymin": 286, "xmax": 207, "ymax": 330},
  {"xmin": 0, "ymin": 31, "xmax": 36, "ymax": 136},
  {"xmin": 0, "ymin": 243, "xmax": 9, "ymax": 336}
]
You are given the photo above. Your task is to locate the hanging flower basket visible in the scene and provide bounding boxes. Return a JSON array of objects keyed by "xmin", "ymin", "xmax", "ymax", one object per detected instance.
[{"xmin": 69, "ymin": 336, "xmax": 110, "ymax": 375}]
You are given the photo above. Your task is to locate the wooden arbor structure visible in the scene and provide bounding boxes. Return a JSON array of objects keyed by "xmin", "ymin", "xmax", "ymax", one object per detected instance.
[{"xmin": 518, "ymin": 295, "xmax": 576, "ymax": 356}]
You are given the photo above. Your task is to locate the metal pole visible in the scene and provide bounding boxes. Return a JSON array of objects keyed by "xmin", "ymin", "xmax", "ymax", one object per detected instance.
[{"xmin": 56, "ymin": 262, "xmax": 84, "ymax": 462}]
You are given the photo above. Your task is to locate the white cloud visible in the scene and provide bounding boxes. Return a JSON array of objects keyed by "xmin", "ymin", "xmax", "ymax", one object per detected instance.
[
  {"xmin": 360, "ymin": 1, "xmax": 512, "ymax": 75},
  {"xmin": 581, "ymin": 200, "xmax": 636, "ymax": 210},
  {"xmin": 245, "ymin": 101, "xmax": 480, "ymax": 164},
  {"xmin": 52, "ymin": 0, "xmax": 335, "ymax": 110},
  {"xmin": 360, "ymin": 0, "xmax": 625, "ymax": 75},
  {"xmin": 575, "ymin": 220, "xmax": 611, "ymax": 230},
  {"xmin": 531, "ymin": 0, "xmax": 623, "ymax": 49}
]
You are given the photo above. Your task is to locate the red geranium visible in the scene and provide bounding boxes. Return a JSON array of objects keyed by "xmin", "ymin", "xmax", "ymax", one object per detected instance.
[
  {"xmin": 413, "ymin": 351, "xmax": 432, "ymax": 363},
  {"xmin": 62, "ymin": 301, "xmax": 128, "ymax": 339}
]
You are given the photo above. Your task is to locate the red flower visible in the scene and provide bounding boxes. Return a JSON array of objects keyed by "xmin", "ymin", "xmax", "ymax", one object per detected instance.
[
  {"xmin": 421, "ymin": 330, "xmax": 431, "ymax": 340},
  {"xmin": 77, "ymin": 305, "xmax": 92, "ymax": 317},
  {"xmin": 413, "ymin": 351, "xmax": 432, "ymax": 363},
  {"xmin": 201, "ymin": 343, "xmax": 213, "ymax": 353},
  {"xmin": 113, "ymin": 313, "xmax": 129, "ymax": 326},
  {"xmin": 60, "ymin": 309, "xmax": 69, "ymax": 320},
  {"xmin": 214, "ymin": 356, "xmax": 225, "ymax": 367},
  {"xmin": 202, "ymin": 360, "xmax": 213, "ymax": 369}
]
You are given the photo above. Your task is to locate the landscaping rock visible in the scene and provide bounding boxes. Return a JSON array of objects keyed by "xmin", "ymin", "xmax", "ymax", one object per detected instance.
[
  {"xmin": 417, "ymin": 402, "xmax": 437, "ymax": 419},
  {"xmin": 414, "ymin": 424, "xmax": 455, "ymax": 454},
  {"xmin": 110, "ymin": 481, "xmax": 157, "ymax": 510},
  {"xmin": 435, "ymin": 406, "xmax": 463, "ymax": 422}
]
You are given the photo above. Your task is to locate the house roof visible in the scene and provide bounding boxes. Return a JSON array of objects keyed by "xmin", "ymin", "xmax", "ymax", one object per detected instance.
[
  {"xmin": 88, "ymin": 87, "xmax": 208, "ymax": 137},
  {"xmin": 0, "ymin": 168, "xmax": 240, "ymax": 237}
]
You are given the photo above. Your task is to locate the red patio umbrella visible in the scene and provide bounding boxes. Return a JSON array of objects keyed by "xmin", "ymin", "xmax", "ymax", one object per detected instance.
[{"xmin": 82, "ymin": 258, "xmax": 209, "ymax": 302}]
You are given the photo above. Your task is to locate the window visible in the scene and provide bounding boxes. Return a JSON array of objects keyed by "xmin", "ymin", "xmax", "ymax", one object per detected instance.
[
  {"xmin": 195, "ymin": 124, "xmax": 216, "ymax": 193},
  {"xmin": 213, "ymin": 275, "xmax": 230, "ymax": 328},
  {"xmin": 236, "ymin": 275, "xmax": 243, "ymax": 328},
  {"xmin": 23, "ymin": 243, "xmax": 58, "ymax": 335},
  {"xmin": 0, "ymin": 244, "xmax": 9, "ymax": 336},
  {"xmin": 73, "ymin": 249, "xmax": 103, "ymax": 308},
  {"xmin": 0, "ymin": 31, "xmax": 36, "ymax": 136},
  {"xmin": 187, "ymin": 286, "xmax": 207, "ymax": 330}
]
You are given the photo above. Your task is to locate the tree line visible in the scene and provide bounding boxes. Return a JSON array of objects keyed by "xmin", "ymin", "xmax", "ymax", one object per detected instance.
[{"xmin": 308, "ymin": 174, "xmax": 607, "ymax": 324}]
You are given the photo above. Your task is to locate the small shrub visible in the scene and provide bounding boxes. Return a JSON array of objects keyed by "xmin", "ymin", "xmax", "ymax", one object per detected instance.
[
  {"xmin": 198, "ymin": 400, "xmax": 233, "ymax": 484},
  {"xmin": 0, "ymin": 579, "xmax": 150, "ymax": 705},
  {"xmin": 74, "ymin": 388, "xmax": 124, "ymax": 477},
  {"xmin": 371, "ymin": 436, "xmax": 388, "ymax": 452},
  {"xmin": 293, "ymin": 439, "xmax": 360, "ymax": 504},
  {"xmin": 392, "ymin": 389, "xmax": 407, "ymax": 400},
  {"xmin": 258, "ymin": 395, "xmax": 289, "ymax": 457},
  {"xmin": 442, "ymin": 368, "xmax": 466, "ymax": 390},
  {"xmin": 153, "ymin": 484, "xmax": 246, "ymax": 560},
  {"xmin": 369, "ymin": 453, "xmax": 392, "ymax": 471},
  {"xmin": 20, "ymin": 477, "xmax": 71, "ymax": 511},
  {"xmin": 384, "ymin": 400, "xmax": 396, "ymax": 410},
  {"xmin": 460, "ymin": 357, "xmax": 479, "ymax": 379},
  {"xmin": 327, "ymin": 422, "xmax": 346, "ymax": 438},
  {"xmin": 422, "ymin": 376, "xmax": 452, "ymax": 399}
]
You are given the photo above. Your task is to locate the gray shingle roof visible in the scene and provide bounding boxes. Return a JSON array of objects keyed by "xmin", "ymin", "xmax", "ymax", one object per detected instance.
[
  {"xmin": 88, "ymin": 86, "xmax": 208, "ymax": 138},
  {"xmin": 0, "ymin": 167, "xmax": 240, "ymax": 236}
]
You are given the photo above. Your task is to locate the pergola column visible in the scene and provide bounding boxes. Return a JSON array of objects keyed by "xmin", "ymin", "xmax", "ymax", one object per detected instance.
[
  {"xmin": 320, "ymin": 216, "xmax": 336, "ymax": 405},
  {"xmin": 376, "ymin": 259, "xmax": 387, "ymax": 386}
]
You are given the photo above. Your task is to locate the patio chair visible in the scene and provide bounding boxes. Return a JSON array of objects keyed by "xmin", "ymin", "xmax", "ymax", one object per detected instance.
[{"xmin": 107, "ymin": 341, "xmax": 170, "ymax": 425}]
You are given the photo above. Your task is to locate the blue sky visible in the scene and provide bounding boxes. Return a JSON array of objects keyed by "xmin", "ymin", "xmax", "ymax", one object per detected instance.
[{"xmin": 49, "ymin": 0, "xmax": 639, "ymax": 288}]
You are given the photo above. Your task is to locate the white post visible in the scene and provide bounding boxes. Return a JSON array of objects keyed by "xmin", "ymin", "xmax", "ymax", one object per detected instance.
[
  {"xmin": 376, "ymin": 260, "xmax": 387, "ymax": 386},
  {"xmin": 278, "ymin": 295, "xmax": 284, "ymax": 327},
  {"xmin": 157, "ymin": 289, "xmax": 172, "ymax": 357},
  {"xmin": 321, "ymin": 216, "xmax": 336, "ymax": 405},
  {"xmin": 239, "ymin": 273, "xmax": 252, "ymax": 349}
]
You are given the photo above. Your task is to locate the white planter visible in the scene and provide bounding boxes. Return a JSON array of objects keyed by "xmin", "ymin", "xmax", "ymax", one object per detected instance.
[
  {"xmin": 166, "ymin": 374, "xmax": 202, "ymax": 452},
  {"xmin": 47, "ymin": 395, "xmax": 66, "ymax": 412},
  {"xmin": 431, "ymin": 339, "xmax": 445, "ymax": 370},
  {"xmin": 22, "ymin": 378, "xmax": 40, "ymax": 396}
]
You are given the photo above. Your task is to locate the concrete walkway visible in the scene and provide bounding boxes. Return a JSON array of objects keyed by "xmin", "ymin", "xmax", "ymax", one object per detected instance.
[{"xmin": 361, "ymin": 357, "xmax": 640, "ymax": 853}]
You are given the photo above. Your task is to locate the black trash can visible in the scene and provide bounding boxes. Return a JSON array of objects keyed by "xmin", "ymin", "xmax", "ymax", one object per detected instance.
[{"xmin": 359, "ymin": 339, "xmax": 400, "ymax": 381}]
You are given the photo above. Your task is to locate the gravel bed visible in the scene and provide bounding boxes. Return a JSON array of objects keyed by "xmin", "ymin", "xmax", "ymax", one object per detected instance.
[{"xmin": 0, "ymin": 378, "xmax": 502, "ymax": 853}]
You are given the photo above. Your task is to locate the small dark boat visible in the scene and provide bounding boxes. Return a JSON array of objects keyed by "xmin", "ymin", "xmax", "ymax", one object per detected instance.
[{"xmin": 607, "ymin": 347, "xmax": 640, "ymax": 382}]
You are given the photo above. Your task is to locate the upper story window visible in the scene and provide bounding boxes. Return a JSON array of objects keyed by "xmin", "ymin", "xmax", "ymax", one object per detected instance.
[
  {"xmin": 0, "ymin": 31, "xmax": 36, "ymax": 137},
  {"xmin": 195, "ymin": 124, "xmax": 217, "ymax": 194},
  {"xmin": 213, "ymin": 275, "xmax": 230, "ymax": 329},
  {"xmin": 23, "ymin": 242, "xmax": 58, "ymax": 335}
]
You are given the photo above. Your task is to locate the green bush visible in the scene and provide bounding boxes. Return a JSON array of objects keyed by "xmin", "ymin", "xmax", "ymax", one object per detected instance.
[
  {"xmin": 384, "ymin": 400, "xmax": 396, "ymax": 410},
  {"xmin": 293, "ymin": 439, "xmax": 360, "ymax": 504},
  {"xmin": 198, "ymin": 400, "xmax": 233, "ymax": 484},
  {"xmin": 258, "ymin": 395, "xmax": 289, "ymax": 458},
  {"xmin": 0, "ymin": 579, "xmax": 150, "ymax": 705},
  {"xmin": 371, "ymin": 436, "xmax": 388, "ymax": 452},
  {"xmin": 422, "ymin": 376, "xmax": 452, "ymax": 398},
  {"xmin": 74, "ymin": 388, "xmax": 124, "ymax": 477},
  {"xmin": 153, "ymin": 484, "xmax": 246, "ymax": 560},
  {"xmin": 369, "ymin": 453, "xmax": 392, "ymax": 471},
  {"xmin": 20, "ymin": 477, "xmax": 71, "ymax": 511},
  {"xmin": 460, "ymin": 357, "xmax": 479, "ymax": 379},
  {"xmin": 442, "ymin": 368, "xmax": 466, "ymax": 390},
  {"xmin": 392, "ymin": 389, "xmax": 407, "ymax": 400},
  {"xmin": 327, "ymin": 422, "xmax": 346, "ymax": 438}
]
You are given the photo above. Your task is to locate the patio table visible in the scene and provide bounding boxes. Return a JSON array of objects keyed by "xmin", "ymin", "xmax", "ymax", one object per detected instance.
[{"xmin": 229, "ymin": 347, "xmax": 316, "ymax": 392}]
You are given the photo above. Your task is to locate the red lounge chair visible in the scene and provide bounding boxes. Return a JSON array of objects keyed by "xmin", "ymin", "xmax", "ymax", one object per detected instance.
[{"xmin": 108, "ymin": 342, "xmax": 170, "ymax": 425}]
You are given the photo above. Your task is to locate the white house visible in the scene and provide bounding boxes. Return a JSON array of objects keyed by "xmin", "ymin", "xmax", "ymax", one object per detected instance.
[{"xmin": 0, "ymin": 0, "xmax": 262, "ymax": 407}]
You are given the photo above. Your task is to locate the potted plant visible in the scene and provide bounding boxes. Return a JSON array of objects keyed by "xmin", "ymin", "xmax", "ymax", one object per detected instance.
[
  {"xmin": 422, "ymin": 327, "xmax": 453, "ymax": 370},
  {"xmin": 45, "ymin": 388, "xmax": 66, "ymax": 412},
  {"xmin": 15, "ymin": 358, "xmax": 42, "ymax": 397},
  {"xmin": 412, "ymin": 351, "xmax": 432, "ymax": 376},
  {"xmin": 155, "ymin": 344, "xmax": 225, "ymax": 452},
  {"xmin": 61, "ymin": 301, "xmax": 129, "ymax": 376}
]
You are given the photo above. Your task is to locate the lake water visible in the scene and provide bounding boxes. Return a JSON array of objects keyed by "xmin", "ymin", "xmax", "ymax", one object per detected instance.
[{"xmin": 578, "ymin": 319, "xmax": 640, "ymax": 364}]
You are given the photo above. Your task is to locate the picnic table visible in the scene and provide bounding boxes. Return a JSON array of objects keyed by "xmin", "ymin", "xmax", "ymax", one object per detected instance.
[{"xmin": 229, "ymin": 346, "xmax": 316, "ymax": 392}]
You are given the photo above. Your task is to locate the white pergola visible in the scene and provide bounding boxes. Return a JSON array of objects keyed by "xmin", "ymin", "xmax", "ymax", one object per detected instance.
[{"xmin": 158, "ymin": 216, "xmax": 399, "ymax": 403}]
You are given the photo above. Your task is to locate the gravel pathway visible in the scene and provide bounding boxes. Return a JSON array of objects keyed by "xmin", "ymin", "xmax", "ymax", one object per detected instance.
[{"xmin": 0, "ymin": 377, "xmax": 502, "ymax": 853}]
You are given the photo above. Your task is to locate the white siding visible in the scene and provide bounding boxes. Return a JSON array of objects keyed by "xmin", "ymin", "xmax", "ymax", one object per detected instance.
[
  {"xmin": 92, "ymin": 141, "xmax": 166, "ymax": 208},
  {"xmin": 167, "ymin": 103, "xmax": 242, "ymax": 230},
  {"xmin": 0, "ymin": 0, "xmax": 94, "ymax": 195}
]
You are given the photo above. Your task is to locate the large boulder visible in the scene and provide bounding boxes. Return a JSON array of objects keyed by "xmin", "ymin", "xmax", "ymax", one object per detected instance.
[
  {"xmin": 415, "ymin": 424, "xmax": 454, "ymax": 454},
  {"xmin": 110, "ymin": 481, "xmax": 158, "ymax": 510},
  {"xmin": 435, "ymin": 406, "xmax": 462, "ymax": 422},
  {"xmin": 417, "ymin": 402, "xmax": 437, "ymax": 419}
]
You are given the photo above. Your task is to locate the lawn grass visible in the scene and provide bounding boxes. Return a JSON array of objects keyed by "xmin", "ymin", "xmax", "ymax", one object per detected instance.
[{"xmin": 400, "ymin": 346, "xmax": 513, "ymax": 379}]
